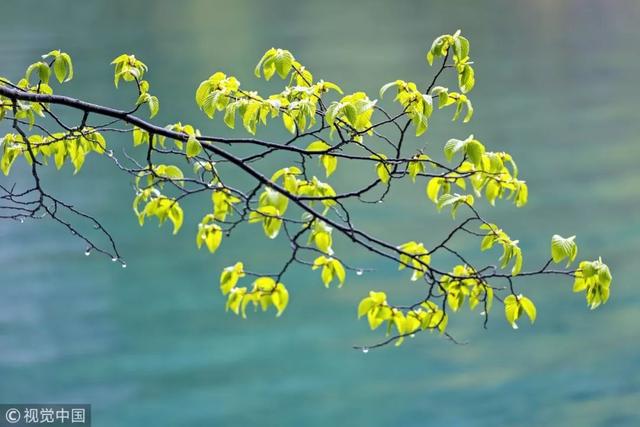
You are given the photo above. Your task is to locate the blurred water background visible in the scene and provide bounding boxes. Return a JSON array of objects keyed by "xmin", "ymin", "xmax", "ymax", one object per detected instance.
[{"xmin": 0, "ymin": 1, "xmax": 639, "ymax": 426}]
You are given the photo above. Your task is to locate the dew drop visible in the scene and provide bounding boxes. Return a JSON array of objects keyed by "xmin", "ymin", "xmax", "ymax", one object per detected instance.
[
  {"xmin": 121, "ymin": 263, "xmax": 127, "ymax": 269},
  {"xmin": 84, "ymin": 248, "xmax": 91, "ymax": 256},
  {"xmin": 111, "ymin": 257, "xmax": 118, "ymax": 262},
  {"xmin": 362, "ymin": 347, "xmax": 369, "ymax": 354},
  {"xmin": 19, "ymin": 218, "xmax": 24, "ymax": 223},
  {"xmin": 377, "ymin": 200, "xmax": 383, "ymax": 204},
  {"xmin": 480, "ymin": 311, "xmax": 486, "ymax": 316},
  {"xmin": 356, "ymin": 269, "xmax": 364, "ymax": 276}
]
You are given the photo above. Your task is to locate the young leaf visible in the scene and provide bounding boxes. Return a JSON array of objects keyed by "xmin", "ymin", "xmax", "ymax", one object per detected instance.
[
  {"xmin": 550, "ymin": 234, "xmax": 578, "ymax": 266},
  {"xmin": 186, "ymin": 137, "xmax": 202, "ymax": 158}
]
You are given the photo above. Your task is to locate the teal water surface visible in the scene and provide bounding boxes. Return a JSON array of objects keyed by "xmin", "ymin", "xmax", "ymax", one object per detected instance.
[{"xmin": 1, "ymin": 1, "xmax": 639, "ymax": 426}]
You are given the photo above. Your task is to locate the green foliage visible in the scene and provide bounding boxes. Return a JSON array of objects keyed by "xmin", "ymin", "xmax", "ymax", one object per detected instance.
[
  {"xmin": 444, "ymin": 135, "xmax": 485, "ymax": 167},
  {"xmin": 380, "ymin": 80, "xmax": 433, "ymax": 136},
  {"xmin": 441, "ymin": 265, "xmax": 494, "ymax": 313},
  {"xmin": 25, "ymin": 62, "xmax": 51, "ymax": 85},
  {"xmin": 480, "ymin": 223, "xmax": 523, "ymax": 275},
  {"xmin": 111, "ymin": 54, "xmax": 147, "ymax": 87},
  {"xmin": 427, "ymin": 30, "xmax": 475, "ymax": 94},
  {"xmin": 1, "ymin": 129, "xmax": 106, "ymax": 175},
  {"xmin": 551, "ymin": 234, "xmax": 578, "ymax": 266},
  {"xmin": 42, "ymin": 50, "xmax": 74, "ymax": 83},
  {"xmin": 312, "ymin": 256, "xmax": 346, "ymax": 288},
  {"xmin": 357, "ymin": 292, "xmax": 448, "ymax": 346},
  {"xmin": 306, "ymin": 141, "xmax": 337, "ymax": 177},
  {"xmin": 112, "ymin": 54, "xmax": 159, "ymax": 118},
  {"xmin": 224, "ymin": 276, "xmax": 290, "ymax": 318},
  {"xmin": 309, "ymin": 220, "xmax": 334, "ymax": 255},
  {"xmin": 133, "ymin": 189, "xmax": 184, "ymax": 235},
  {"xmin": 248, "ymin": 186, "xmax": 289, "ymax": 239},
  {"xmin": 431, "ymin": 86, "xmax": 473, "ymax": 122},
  {"xmin": 0, "ymin": 33, "xmax": 614, "ymax": 347},
  {"xmin": 371, "ymin": 153, "xmax": 391, "ymax": 183},
  {"xmin": 504, "ymin": 294, "xmax": 536, "ymax": 329},
  {"xmin": 254, "ymin": 48, "xmax": 295, "ymax": 80},
  {"xmin": 397, "ymin": 241, "xmax": 431, "ymax": 281},
  {"xmin": 326, "ymin": 92, "xmax": 376, "ymax": 141},
  {"xmin": 220, "ymin": 262, "xmax": 245, "ymax": 295},
  {"xmin": 196, "ymin": 214, "xmax": 223, "ymax": 253},
  {"xmin": 185, "ymin": 136, "xmax": 202, "ymax": 158},
  {"xmin": 195, "ymin": 53, "xmax": 340, "ymax": 136},
  {"xmin": 408, "ymin": 154, "xmax": 430, "ymax": 182},
  {"xmin": 211, "ymin": 185, "xmax": 240, "ymax": 221},
  {"xmin": 574, "ymin": 258, "xmax": 612, "ymax": 309},
  {"xmin": 437, "ymin": 193, "xmax": 475, "ymax": 219}
]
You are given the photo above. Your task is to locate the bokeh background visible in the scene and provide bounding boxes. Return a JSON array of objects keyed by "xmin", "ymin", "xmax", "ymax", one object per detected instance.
[{"xmin": 1, "ymin": 1, "xmax": 639, "ymax": 426}]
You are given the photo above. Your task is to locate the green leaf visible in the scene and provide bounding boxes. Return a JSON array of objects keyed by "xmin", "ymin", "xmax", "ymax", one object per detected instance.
[
  {"xmin": 408, "ymin": 154, "xmax": 428, "ymax": 182},
  {"xmin": 321, "ymin": 155, "xmax": 337, "ymax": 177},
  {"xmin": 550, "ymin": 234, "xmax": 578, "ymax": 266},
  {"xmin": 520, "ymin": 296, "xmax": 536, "ymax": 323},
  {"xmin": 60, "ymin": 53, "xmax": 73, "ymax": 82},
  {"xmin": 332, "ymin": 259, "xmax": 346, "ymax": 286},
  {"xmin": 357, "ymin": 298, "xmax": 375, "ymax": 318},
  {"xmin": 51, "ymin": 52, "xmax": 73, "ymax": 83},
  {"xmin": 444, "ymin": 138, "xmax": 466, "ymax": 162},
  {"xmin": 512, "ymin": 247, "xmax": 523, "ymax": 275},
  {"xmin": 132, "ymin": 127, "xmax": 149, "ymax": 146},
  {"xmin": 307, "ymin": 140, "xmax": 338, "ymax": 175},
  {"xmin": 371, "ymin": 154, "xmax": 390, "ymax": 184},
  {"xmin": 220, "ymin": 262, "xmax": 244, "ymax": 295},
  {"xmin": 465, "ymin": 139, "xmax": 484, "ymax": 167},
  {"xmin": 224, "ymin": 104, "xmax": 237, "ymax": 129},
  {"xmin": 426, "ymin": 178, "xmax": 443, "ymax": 203},
  {"xmin": 273, "ymin": 283, "xmax": 289, "ymax": 317},
  {"xmin": 444, "ymin": 135, "xmax": 484, "ymax": 166},
  {"xmin": 274, "ymin": 49, "xmax": 294, "ymax": 79},
  {"xmin": 376, "ymin": 162, "xmax": 390, "ymax": 183},
  {"xmin": 186, "ymin": 137, "xmax": 202, "ymax": 158},
  {"xmin": 53, "ymin": 56, "xmax": 66, "ymax": 83},
  {"xmin": 379, "ymin": 81, "xmax": 398, "ymax": 98},
  {"xmin": 306, "ymin": 140, "xmax": 331, "ymax": 153},
  {"xmin": 504, "ymin": 294, "xmax": 520, "ymax": 329},
  {"xmin": 147, "ymin": 95, "xmax": 159, "ymax": 118},
  {"xmin": 168, "ymin": 203, "xmax": 184, "ymax": 234},
  {"xmin": 25, "ymin": 62, "xmax": 50, "ymax": 84},
  {"xmin": 463, "ymin": 98, "xmax": 474, "ymax": 123},
  {"xmin": 254, "ymin": 48, "xmax": 276, "ymax": 78}
]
